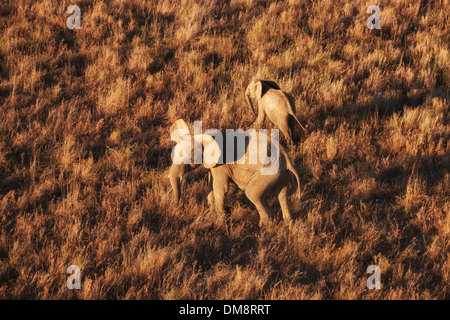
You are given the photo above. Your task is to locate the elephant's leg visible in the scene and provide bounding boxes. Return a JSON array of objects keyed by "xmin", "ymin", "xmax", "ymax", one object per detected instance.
[
  {"xmin": 278, "ymin": 185, "xmax": 293, "ymax": 223},
  {"xmin": 279, "ymin": 116, "xmax": 293, "ymax": 144},
  {"xmin": 255, "ymin": 200, "xmax": 272, "ymax": 227},
  {"xmin": 207, "ymin": 191, "xmax": 215, "ymax": 208},
  {"xmin": 288, "ymin": 116, "xmax": 297, "ymax": 143},
  {"xmin": 246, "ymin": 191, "xmax": 272, "ymax": 226},
  {"xmin": 212, "ymin": 176, "xmax": 228, "ymax": 214},
  {"xmin": 207, "ymin": 173, "xmax": 215, "ymax": 208}
]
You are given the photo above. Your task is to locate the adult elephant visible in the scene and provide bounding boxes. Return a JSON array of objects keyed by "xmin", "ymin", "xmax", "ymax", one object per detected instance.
[
  {"xmin": 245, "ymin": 79, "xmax": 307, "ymax": 144},
  {"xmin": 168, "ymin": 119, "xmax": 301, "ymax": 226}
]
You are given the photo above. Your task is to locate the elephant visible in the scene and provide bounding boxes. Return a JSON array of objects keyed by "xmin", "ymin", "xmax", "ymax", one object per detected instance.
[
  {"xmin": 168, "ymin": 119, "xmax": 301, "ymax": 226},
  {"xmin": 244, "ymin": 79, "xmax": 307, "ymax": 144}
]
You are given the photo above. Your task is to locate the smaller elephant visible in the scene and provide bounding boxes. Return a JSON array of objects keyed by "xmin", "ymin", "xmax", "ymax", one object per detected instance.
[
  {"xmin": 168, "ymin": 119, "xmax": 301, "ymax": 226},
  {"xmin": 245, "ymin": 79, "xmax": 307, "ymax": 144}
]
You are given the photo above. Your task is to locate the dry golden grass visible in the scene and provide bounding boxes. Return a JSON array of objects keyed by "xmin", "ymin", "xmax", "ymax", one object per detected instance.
[{"xmin": 0, "ymin": 0, "xmax": 448, "ymax": 299}]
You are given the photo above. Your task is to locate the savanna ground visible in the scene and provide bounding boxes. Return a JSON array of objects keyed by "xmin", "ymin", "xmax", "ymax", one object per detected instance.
[{"xmin": 0, "ymin": 0, "xmax": 449, "ymax": 299}]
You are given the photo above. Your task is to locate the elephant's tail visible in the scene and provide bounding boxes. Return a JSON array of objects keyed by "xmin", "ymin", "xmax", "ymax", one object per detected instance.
[
  {"xmin": 290, "ymin": 113, "xmax": 308, "ymax": 134},
  {"xmin": 280, "ymin": 146, "xmax": 301, "ymax": 199}
]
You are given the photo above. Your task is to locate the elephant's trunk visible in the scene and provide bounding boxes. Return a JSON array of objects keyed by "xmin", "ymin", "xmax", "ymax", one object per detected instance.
[
  {"xmin": 245, "ymin": 89, "xmax": 256, "ymax": 114},
  {"xmin": 169, "ymin": 165, "xmax": 182, "ymax": 204},
  {"xmin": 169, "ymin": 175, "xmax": 181, "ymax": 204}
]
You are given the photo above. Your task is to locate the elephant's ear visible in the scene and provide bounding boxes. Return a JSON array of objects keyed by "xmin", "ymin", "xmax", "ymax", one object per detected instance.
[
  {"xmin": 255, "ymin": 80, "xmax": 263, "ymax": 100},
  {"xmin": 245, "ymin": 84, "xmax": 257, "ymax": 114},
  {"xmin": 194, "ymin": 134, "xmax": 222, "ymax": 169},
  {"xmin": 256, "ymin": 80, "xmax": 279, "ymax": 99},
  {"xmin": 263, "ymin": 80, "xmax": 280, "ymax": 90},
  {"xmin": 170, "ymin": 119, "xmax": 190, "ymax": 143}
]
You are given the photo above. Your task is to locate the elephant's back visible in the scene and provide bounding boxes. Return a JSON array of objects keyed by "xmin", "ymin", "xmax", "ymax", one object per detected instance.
[{"xmin": 263, "ymin": 89, "xmax": 292, "ymax": 114}]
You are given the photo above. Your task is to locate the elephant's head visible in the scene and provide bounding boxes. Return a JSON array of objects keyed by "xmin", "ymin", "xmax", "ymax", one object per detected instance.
[
  {"xmin": 245, "ymin": 79, "xmax": 281, "ymax": 114},
  {"xmin": 168, "ymin": 119, "xmax": 221, "ymax": 204}
]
